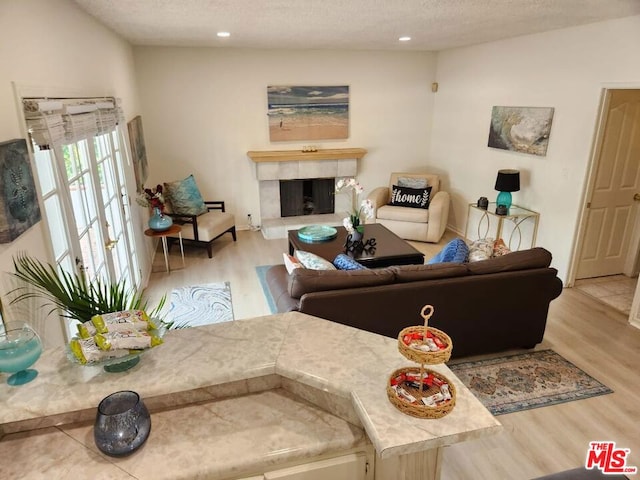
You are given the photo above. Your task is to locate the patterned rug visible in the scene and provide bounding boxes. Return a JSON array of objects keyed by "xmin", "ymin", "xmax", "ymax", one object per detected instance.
[
  {"xmin": 167, "ymin": 282, "xmax": 234, "ymax": 328},
  {"xmin": 449, "ymin": 349, "xmax": 613, "ymax": 415}
]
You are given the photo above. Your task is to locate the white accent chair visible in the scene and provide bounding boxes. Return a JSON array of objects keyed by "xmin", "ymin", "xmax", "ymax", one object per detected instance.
[
  {"xmin": 367, "ymin": 172, "xmax": 450, "ymax": 243},
  {"xmin": 167, "ymin": 201, "xmax": 236, "ymax": 258}
]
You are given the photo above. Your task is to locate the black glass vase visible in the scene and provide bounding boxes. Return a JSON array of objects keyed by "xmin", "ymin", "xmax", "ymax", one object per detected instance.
[{"xmin": 94, "ymin": 390, "xmax": 151, "ymax": 457}]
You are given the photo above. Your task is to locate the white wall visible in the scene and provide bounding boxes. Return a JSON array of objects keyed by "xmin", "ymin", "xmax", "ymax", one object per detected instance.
[
  {"xmin": 0, "ymin": 0, "xmax": 143, "ymax": 345},
  {"xmin": 133, "ymin": 47, "xmax": 437, "ymax": 226},
  {"xmin": 430, "ymin": 15, "xmax": 640, "ymax": 283}
]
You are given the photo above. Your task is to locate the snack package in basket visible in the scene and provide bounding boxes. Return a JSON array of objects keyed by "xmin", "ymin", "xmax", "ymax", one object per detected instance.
[
  {"xmin": 95, "ymin": 329, "xmax": 163, "ymax": 351},
  {"xmin": 91, "ymin": 310, "xmax": 157, "ymax": 334},
  {"xmin": 70, "ymin": 337, "xmax": 131, "ymax": 364}
]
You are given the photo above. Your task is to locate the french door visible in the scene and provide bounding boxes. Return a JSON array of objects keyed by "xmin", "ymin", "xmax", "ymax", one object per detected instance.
[{"xmin": 33, "ymin": 128, "xmax": 140, "ymax": 338}]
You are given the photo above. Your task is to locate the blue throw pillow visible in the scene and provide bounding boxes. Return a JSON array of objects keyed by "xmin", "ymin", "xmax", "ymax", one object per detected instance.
[
  {"xmin": 164, "ymin": 174, "xmax": 208, "ymax": 216},
  {"xmin": 427, "ymin": 238, "xmax": 469, "ymax": 265},
  {"xmin": 333, "ymin": 253, "xmax": 367, "ymax": 270}
]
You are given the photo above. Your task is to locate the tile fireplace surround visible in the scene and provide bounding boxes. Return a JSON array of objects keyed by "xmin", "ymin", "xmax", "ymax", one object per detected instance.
[{"xmin": 248, "ymin": 148, "xmax": 367, "ymax": 239}]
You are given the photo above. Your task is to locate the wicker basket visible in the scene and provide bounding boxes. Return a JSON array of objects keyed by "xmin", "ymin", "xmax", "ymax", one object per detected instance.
[
  {"xmin": 386, "ymin": 366, "xmax": 457, "ymax": 418},
  {"xmin": 397, "ymin": 305, "xmax": 452, "ymax": 364}
]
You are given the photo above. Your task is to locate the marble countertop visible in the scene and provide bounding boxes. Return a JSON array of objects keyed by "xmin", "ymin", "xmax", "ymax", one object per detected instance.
[{"xmin": 0, "ymin": 312, "xmax": 501, "ymax": 464}]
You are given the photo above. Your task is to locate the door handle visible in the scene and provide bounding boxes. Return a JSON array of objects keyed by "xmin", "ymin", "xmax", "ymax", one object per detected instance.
[{"xmin": 634, "ymin": 193, "xmax": 640, "ymax": 202}]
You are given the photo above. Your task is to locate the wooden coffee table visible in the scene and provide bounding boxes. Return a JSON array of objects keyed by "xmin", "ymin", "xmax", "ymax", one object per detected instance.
[{"xmin": 288, "ymin": 223, "xmax": 424, "ymax": 268}]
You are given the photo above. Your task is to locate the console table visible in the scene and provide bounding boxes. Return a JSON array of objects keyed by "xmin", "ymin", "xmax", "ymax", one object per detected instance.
[{"xmin": 464, "ymin": 203, "xmax": 540, "ymax": 250}]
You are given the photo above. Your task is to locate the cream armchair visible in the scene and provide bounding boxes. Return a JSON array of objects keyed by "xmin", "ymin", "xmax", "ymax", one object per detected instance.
[{"xmin": 367, "ymin": 172, "xmax": 449, "ymax": 243}]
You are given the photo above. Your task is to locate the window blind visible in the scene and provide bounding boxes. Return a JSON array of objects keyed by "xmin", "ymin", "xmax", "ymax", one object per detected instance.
[{"xmin": 23, "ymin": 97, "xmax": 124, "ymax": 149}]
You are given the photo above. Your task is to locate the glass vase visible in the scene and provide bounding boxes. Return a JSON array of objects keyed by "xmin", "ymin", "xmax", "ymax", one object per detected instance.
[
  {"xmin": 148, "ymin": 207, "xmax": 173, "ymax": 232},
  {"xmin": 94, "ymin": 390, "xmax": 151, "ymax": 457}
]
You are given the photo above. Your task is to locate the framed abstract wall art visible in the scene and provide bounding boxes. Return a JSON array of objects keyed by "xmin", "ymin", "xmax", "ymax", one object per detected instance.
[
  {"xmin": 127, "ymin": 115, "xmax": 149, "ymax": 193},
  {"xmin": 0, "ymin": 138, "xmax": 42, "ymax": 243},
  {"xmin": 267, "ymin": 85, "xmax": 349, "ymax": 142},
  {"xmin": 488, "ymin": 106, "xmax": 555, "ymax": 156}
]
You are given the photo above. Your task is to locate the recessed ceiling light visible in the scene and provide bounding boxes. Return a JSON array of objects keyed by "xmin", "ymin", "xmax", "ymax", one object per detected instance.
[
  {"xmin": 217, "ymin": 31, "xmax": 231, "ymax": 38},
  {"xmin": 399, "ymin": 36, "xmax": 411, "ymax": 42}
]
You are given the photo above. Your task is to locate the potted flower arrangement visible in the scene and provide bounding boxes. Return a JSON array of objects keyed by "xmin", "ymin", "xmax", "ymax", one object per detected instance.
[
  {"xmin": 335, "ymin": 178, "xmax": 374, "ymax": 241},
  {"xmin": 136, "ymin": 184, "xmax": 173, "ymax": 231}
]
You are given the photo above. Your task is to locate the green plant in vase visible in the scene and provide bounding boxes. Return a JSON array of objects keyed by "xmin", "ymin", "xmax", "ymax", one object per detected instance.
[{"xmin": 9, "ymin": 253, "xmax": 166, "ymax": 326}]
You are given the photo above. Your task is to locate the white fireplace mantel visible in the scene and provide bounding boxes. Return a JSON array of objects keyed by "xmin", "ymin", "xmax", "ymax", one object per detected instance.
[
  {"xmin": 247, "ymin": 147, "xmax": 367, "ymax": 163},
  {"xmin": 250, "ymin": 148, "xmax": 367, "ymax": 229}
]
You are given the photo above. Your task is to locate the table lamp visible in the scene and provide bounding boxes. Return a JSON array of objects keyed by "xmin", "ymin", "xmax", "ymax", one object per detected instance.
[{"xmin": 494, "ymin": 169, "xmax": 520, "ymax": 212}]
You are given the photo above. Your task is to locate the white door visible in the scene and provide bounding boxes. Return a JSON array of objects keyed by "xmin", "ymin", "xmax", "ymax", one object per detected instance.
[
  {"xmin": 32, "ymin": 128, "xmax": 140, "ymax": 339},
  {"xmin": 576, "ymin": 89, "xmax": 640, "ymax": 279}
]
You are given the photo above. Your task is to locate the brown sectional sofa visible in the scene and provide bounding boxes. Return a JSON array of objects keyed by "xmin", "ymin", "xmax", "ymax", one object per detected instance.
[{"xmin": 265, "ymin": 247, "xmax": 563, "ymax": 358}]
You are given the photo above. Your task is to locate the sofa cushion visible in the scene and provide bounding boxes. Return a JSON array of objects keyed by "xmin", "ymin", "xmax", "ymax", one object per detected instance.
[
  {"xmin": 169, "ymin": 210, "xmax": 235, "ymax": 241},
  {"xmin": 397, "ymin": 176, "xmax": 428, "ymax": 189},
  {"xmin": 390, "ymin": 185, "xmax": 432, "ymax": 209},
  {"xmin": 376, "ymin": 204, "xmax": 429, "ymax": 223},
  {"xmin": 390, "ymin": 262, "xmax": 468, "ymax": 283},
  {"xmin": 427, "ymin": 238, "xmax": 469, "ymax": 264},
  {"xmin": 333, "ymin": 253, "xmax": 367, "ymax": 270},
  {"xmin": 466, "ymin": 247, "xmax": 552, "ymax": 275},
  {"xmin": 288, "ymin": 267, "xmax": 395, "ymax": 299}
]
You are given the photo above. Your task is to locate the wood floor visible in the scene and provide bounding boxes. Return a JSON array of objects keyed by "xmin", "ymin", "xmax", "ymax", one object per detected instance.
[{"xmin": 144, "ymin": 229, "xmax": 640, "ymax": 480}]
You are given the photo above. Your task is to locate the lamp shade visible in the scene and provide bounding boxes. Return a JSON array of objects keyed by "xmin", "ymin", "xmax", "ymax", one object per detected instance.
[{"xmin": 494, "ymin": 169, "xmax": 520, "ymax": 192}]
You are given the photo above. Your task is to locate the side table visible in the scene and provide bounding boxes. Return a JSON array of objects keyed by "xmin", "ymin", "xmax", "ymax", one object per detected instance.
[
  {"xmin": 144, "ymin": 224, "xmax": 185, "ymax": 273},
  {"xmin": 464, "ymin": 203, "xmax": 540, "ymax": 250}
]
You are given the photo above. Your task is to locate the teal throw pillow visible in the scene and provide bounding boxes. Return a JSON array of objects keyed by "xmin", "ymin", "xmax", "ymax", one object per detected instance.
[{"xmin": 164, "ymin": 174, "xmax": 208, "ymax": 216}]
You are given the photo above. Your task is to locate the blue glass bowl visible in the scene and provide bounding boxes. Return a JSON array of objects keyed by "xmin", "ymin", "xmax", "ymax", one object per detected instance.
[{"xmin": 0, "ymin": 322, "xmax": 43, "ymax": 386}]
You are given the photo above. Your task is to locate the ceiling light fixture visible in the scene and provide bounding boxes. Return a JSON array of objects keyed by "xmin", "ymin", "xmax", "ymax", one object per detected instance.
[
  {"xmin": 217, "ymin": 31, "xmax": 231, "ymax": 38},
  {"xmin": 399, "ymin": 36, "xmax": 411, "ymax": 42}
]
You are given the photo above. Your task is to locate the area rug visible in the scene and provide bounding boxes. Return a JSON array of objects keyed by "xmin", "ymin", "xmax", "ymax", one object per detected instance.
[
  {"xmin": 256, "ymin": 265, "xmax": 277, "ymax": 314},
  {"xmin": 167, "ymin": 282, "xmax": 234, "ymax": 328},
  {"xmin": 448, "ymin": 349, "xmax": 613, "ymax": 415}
]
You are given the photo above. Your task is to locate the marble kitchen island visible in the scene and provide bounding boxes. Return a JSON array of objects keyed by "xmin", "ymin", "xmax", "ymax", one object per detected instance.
[{"xmin": 0, "ymin": 312, "xmax": 502, "ymax": 479}]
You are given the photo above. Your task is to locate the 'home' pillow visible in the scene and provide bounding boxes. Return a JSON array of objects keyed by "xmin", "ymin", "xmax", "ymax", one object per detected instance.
[
  {"xmin": 164, "ymin": 174, "xmax": 208, "ymax": 216},
  {"xmin": 390, "ymin": 185, "xmax": 432, "ymax": 209}
]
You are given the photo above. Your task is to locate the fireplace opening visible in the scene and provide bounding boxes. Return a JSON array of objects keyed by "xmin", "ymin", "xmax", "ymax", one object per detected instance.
[{"xmin": 280, "ymin": 178, "xmax": 335, "ymax": 217}]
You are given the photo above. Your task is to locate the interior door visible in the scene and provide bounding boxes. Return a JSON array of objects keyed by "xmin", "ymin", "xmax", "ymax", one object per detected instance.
[{"xmin": 576, "ymin": 89, "xmax": 640, "ymax": 279}]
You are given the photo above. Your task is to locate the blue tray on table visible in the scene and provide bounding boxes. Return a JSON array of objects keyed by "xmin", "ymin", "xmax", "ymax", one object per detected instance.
[{"xmin": 297, "ymin": 225, "xmax": 338, "ymax": 243}]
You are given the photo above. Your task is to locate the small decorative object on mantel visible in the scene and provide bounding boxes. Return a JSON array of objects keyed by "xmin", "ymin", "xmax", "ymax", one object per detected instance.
[
  {"xmin": 94, "ymin": 390, "xmax": 151, "ymax": 457},
  {"xmin": 136, "ymin": 184, "xmax": 173, "ymax": 231},
  {"xmin": 387, "ymin": 305, "xmax": 456, "ymax": 419}
]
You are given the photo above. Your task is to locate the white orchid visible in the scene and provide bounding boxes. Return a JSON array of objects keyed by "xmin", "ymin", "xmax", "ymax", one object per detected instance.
[{"xmin": 335, "ymin": 177, "xmax": 373, "ymax": 234}]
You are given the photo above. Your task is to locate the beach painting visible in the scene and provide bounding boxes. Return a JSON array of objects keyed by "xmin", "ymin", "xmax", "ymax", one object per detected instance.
[
  {"xmin": 488, "ymin": 106, "xmax": 555, "ymax": 156},
  {"xmin": 268, "ymin": 85, "xmax": 349, "ymax": 142}
]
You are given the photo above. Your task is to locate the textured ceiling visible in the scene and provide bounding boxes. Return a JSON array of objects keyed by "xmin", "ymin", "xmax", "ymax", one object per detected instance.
[{"xmin": 72, "ymin": 0, "xmax": 640, "ymax": 51}]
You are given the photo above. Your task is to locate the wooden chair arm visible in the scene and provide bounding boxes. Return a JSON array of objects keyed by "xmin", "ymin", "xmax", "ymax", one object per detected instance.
[{"xmin": 205, "ymin": 201, "xmax": 225, "ymax": 212}]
